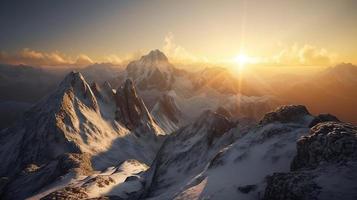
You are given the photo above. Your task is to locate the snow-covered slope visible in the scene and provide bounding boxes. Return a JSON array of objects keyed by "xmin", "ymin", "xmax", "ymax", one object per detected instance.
[
  {"xmin": 151, "ymin": 93, "xmax": 184, "ymax": 133},
  {"xmin": 143, "ymin": 111, "xmax": 239, "ymax": 200},
  {"xmin": 37, "ymin": 159, "xmax": 149, "ymax": 200},
  {"xmin": 0, "ymin": 72, "xmax": 164, "ymax": 199},
  {"xmin": 141, "ymin": 105, "xmax": 314, "ymax": 200}
]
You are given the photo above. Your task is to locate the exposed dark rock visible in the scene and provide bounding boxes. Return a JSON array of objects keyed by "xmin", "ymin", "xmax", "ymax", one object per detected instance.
[
  {"xmin": 125, "ymin": 175, "xmax": 140, "ymax": 182},
  {"xmin": 91, "ymin": 82, "xmax": 103, "ymax": 99},
  {"xmin": 114, "ymin": 79, "xmax": 154, "ymax": 130},
  {"xmin": 88, "ymin": 196, "xmax": 125, "ymax": 200},
  {"xmin": 292, "ymin": 122, "xmax": 357, "ymax": 170},
  {"xmin": 156, "ymin": 94, "xmax": 182, "ymax": 124},
  {"xmin": 41, "ymin": 186, "xmax": 88, "ymax": 200},
  {"xmin": 215, "ymin": 106, "xmax": 232, "ymax": 119},
  {"xmin": 237, "ymin": 184, "xmax": 257, "ymax": 194},
  {"xmin": 0, "ymin": 177, "xmax": 9, "ymax": 196},
  {"xmin": 3, "ymin": 153, "xmax": 92, "ymax": 200},
  {"xmin": 263, "ymin": 172, "xmax": 321, "ymax": 200},
  {"xmin": 309, "ymin": 114, "xmax": 340, "ymax": 128},
  {"xmin": 264, "ymin": 121, "xmax": 357, "ymax": 200},
  {"xmin": 195, "ymin": 111, "xmax": 236, "ymax": 145},
  {"xmin": 259, "ymin": 105, "xmax": 310, "ymax": 125}
]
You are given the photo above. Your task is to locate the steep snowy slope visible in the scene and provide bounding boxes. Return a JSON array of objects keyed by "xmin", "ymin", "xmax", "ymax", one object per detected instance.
[
  {"xmin": 151, "ymin": 93, "xmax": 185, "ymax": 133},
  {"xmin": 142, "ymin": 105, "xmax": 315, "ymax": 200},
  {"xmin": 142, "ymin": 111, "xmax": 241, "ymax": 199},
  {"xmin": 0, "ymin": 72, "xmax": 164, "ymax": 199}
]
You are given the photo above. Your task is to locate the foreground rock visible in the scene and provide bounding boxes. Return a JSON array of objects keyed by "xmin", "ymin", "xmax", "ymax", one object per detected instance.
[{"xmin": 264, "ymin": 122, "xmax": 357, "ymax": 200}]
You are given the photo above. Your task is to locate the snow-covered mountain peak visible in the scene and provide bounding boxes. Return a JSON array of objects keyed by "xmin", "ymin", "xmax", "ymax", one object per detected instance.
[
  {"xmin": 124, "ymin": 50, "xmax": 175, "ymax": 90},
  {"xmin": 59, "ymin": 71, "xmax": 87, "ymax": 90},
  {"xmin": 141, "ymin": 49, "xmax": 169, "ymax": 63}
]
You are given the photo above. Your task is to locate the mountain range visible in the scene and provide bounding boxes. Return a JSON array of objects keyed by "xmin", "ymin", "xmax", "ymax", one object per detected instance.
[{"xmin": 0, "ymin": 50, "xmax": 356, "ymax": 199}]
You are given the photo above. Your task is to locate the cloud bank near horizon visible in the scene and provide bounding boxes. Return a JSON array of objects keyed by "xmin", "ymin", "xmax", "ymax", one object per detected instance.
[{"xmin": 0, "ymin": 34, "xmax": 340, "ymax": 67}]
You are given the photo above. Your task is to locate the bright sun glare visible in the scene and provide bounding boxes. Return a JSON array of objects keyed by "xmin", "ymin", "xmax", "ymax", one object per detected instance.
[{"xmin": 234, "ymin": 54, "xmax": 250, "ymax": 68}]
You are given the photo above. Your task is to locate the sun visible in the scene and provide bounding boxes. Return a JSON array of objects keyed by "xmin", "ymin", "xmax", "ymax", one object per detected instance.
[{"xmin": 234, "ymin": 54, "xmax": 250, "ymax": 66}]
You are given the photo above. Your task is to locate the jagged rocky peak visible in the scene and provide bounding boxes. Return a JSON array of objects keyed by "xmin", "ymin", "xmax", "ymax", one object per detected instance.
[
  {"xmin": 61, "ymin": 71, "xmax": 87, "ymax": 91},
  {"xmin": 114, "ymin": 79, "xmax": 155, "ymax": 130},
  {"xmin": 141, "ymin": 49, "xmax": 169, "ymax": 63},
  {"xmin": 90, "ymin": 81, "xmax": 115, "ymax": 103},
  {"xmin": 292, "ymin": 121, "xmax": 357, "ymax": 170},
  {"xmin": 259, "ymin": 105, "xmax": 311, "ymax": 125},
  {"xmin": 90, "ymin": 82, "xmax": 101, "ymax": 97},
  {"xmin": 125, "ymin": 49, "xmax": 174, "ymax": 91},
  {"xmin": 194, "ymin": 110, "xmax": 236, "ymax": 144},
  {"xmin": 59, "ymin": 71, "xmax": 99, "ymax": 112}
]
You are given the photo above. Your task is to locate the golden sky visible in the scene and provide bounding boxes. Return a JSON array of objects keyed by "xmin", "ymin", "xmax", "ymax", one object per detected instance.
[{"xmin": 0, "ymin": 0, "xmax": 356, "ymax": 67}]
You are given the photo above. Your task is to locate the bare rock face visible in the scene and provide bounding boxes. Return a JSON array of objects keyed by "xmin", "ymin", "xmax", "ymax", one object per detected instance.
[
  {"xmin": 195, "ymin": 110, "xmax": 237, "ymax": 145},
  {"xmin": 91, "ymin": 81, "xmax": 115, "ymax": 104},
  {"xmin": 264, "ymin": 122, "xmax": 357, "ymax": 200},
  {"xmin": 3, "ymin": 153, "xmax": 92, "ymax": 200},
  {"xmin": 259, "ymin": 105, "xmax": 311, "ymax": 125},
  {"xmin": 309, "ymin": 113, "xmax": 340, "ymax": 128},
  {"xmin": 264, "ymin": 172, "xmax": 321, "ymax": 200},
  {"xmin": 114, "ymin": 79, "xmax": 155, "ymax": 131},
  {"xmin": 156, "ymin": 94, "xmax": 182, "ymax": 124},
  {"xmin": 61, "ymin": 71, "xmax": 99, "ymax": 112},
  {"xmin": 292, "ymin": 122, "xmax": 357, "ymax": 170}
]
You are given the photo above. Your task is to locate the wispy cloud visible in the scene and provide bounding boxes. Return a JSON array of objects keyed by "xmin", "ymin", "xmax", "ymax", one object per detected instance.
[
  {"xmin": 162, "ymin": 32, "xmax": 208, "ymax": 64},
  {"xmin": 272, "ymin": 44, "xmax": 336, "ymax": 66},
  {"xmin": 0, "ymin": 48, "xmax": 94, "ymax": 67}
]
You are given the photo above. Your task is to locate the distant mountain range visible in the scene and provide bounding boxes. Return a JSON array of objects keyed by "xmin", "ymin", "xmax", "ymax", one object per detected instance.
[{"xmin": 0, "ymin": 50, "xmax": 356, "ymax": 199}]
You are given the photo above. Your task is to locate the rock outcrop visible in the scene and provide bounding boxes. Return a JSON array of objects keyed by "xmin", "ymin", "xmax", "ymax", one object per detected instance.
[
  {"xmin": 292, "ymin": 122, "xmax": 357, "ymax": 170},
  {"xmin": 259, "ymin": 105, "xmax": 311, "ymax": 125},
  {"xmin": 264, "ymin": 122, "xmax": 357, "ymax": 200},
  {"xmin": 309, "ymin": 113, "xmax": 340, "ymax": 128},
  {"xmin": 114, "ymin": 79, "xmax": 163, "ymax": 136}
]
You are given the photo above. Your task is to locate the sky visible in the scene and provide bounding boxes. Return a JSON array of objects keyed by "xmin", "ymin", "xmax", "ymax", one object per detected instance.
[{"xmin": 0, "ymin": 0, "xmax": 356, "ymax": 66}]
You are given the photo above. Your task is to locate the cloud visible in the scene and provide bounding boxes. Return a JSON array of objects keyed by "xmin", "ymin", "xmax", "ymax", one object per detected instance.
[
  {"xmin": 0, "ymin": 48, "xmax": 93, "ymax": 67},
  {"xmin": 75, "ymin": 54, "xmax": 93, "ymax": 66},
  {"xmin": 273, "ymin": 44, "xmax": 336, "ymax": 66},
  {"xmin": 101, "ymin": 54, "xmax": 122, "ymax": 65},
  {"xmin": 162, "ymin": 32, "xmax": 206, "ymax": 63}
]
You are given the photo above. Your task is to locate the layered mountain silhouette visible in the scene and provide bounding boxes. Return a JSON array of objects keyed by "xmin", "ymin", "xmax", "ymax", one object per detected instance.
[{"xmin": 0, "ymin": 50, "xmax": 356, "ymax": 200}]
